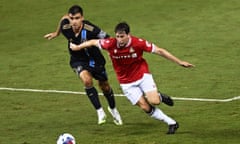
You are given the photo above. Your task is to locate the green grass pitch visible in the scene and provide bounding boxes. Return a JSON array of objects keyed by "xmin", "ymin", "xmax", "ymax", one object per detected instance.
[{"xmin": 0, "ymin": 0, "xmax": 239, "ymax": 143}]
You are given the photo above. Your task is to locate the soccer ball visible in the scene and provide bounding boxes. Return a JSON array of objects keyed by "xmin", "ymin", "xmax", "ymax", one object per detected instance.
[{"xmin": 56, "ymin": 133, "xmax": 76, "ymax": 144}]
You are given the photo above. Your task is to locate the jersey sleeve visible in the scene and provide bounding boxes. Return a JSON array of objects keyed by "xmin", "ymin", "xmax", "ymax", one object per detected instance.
[
  {"xmin": 83, "ymin": 20, "xmax": 110, "ymax": 39},
  {"xmin": 98, "ymin": 38, "xmax": 113, "ymax": 50},
  {"xmin": 137, "ymin": 38, "xmax": 154, "ymax": 53},
  {"xmin": 60, "ymin": 18, "xmax": 74, "ymax": 39},
  {"xmin": 97, "ymin": 30, "xmax": 110, "ymax": 39}
]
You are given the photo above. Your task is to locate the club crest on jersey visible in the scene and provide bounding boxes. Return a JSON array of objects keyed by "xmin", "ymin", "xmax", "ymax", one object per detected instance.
[{"xmin": 129, "ymin": 47, "xmax": 135, "ymax": 53}]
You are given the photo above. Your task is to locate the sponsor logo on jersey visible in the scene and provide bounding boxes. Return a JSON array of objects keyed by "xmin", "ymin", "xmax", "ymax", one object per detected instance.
[
  {"xmin": 112, "ymin": 53, "xmax": 137, "ymax": 59},
  {"xmin": 112, "ymin": 47, "xmax": 137, "ymax": 59}
]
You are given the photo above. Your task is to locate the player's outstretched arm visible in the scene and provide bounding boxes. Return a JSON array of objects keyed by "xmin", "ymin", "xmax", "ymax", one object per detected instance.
[
  {"xmin": 44, "ymin": 31, "xmax": 59, "ymax": 40},
  {"xmin": 43, "ymin": 14, "xmax": 69, "ymax": 40},
  {"xmin": 153, "ymin": 46, "xmax": 195, "ymax": 68},
  {"xmin": 70, "ymin": 39, "xmax": 99, "ymax": 51}
]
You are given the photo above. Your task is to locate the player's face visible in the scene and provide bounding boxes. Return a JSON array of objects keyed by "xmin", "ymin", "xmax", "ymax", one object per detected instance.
[
  {"xmin": 69, "ymin": 13, "xmax": 84, "ymax": 30},
  {"xmin": 115, "ymin": 32, "xmax": 129, "ymax": 48}
]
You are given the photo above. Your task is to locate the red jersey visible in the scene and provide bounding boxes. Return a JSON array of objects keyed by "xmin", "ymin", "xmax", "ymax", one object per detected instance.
[{"xmin": 99, "ymin": 36, "xmax": 155, "ymax": 83}]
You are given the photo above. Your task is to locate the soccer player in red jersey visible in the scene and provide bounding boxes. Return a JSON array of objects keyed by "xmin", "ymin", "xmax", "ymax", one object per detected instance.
[{"xmin": 69, "ymin": 22, "xmax": 194, "ymax": 134}]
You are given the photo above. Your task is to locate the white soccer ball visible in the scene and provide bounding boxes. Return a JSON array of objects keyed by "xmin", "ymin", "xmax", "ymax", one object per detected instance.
[{"xmin": 56, "ymin": 133, "xmax": 76, "ymax": 144}]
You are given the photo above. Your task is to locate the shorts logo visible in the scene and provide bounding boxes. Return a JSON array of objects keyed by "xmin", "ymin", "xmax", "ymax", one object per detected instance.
[
  {"xmin": 73, "ymin": 66, "xmax": 83, "ymax": 76},
  {"xmin": 77, "ymin": 66, "xmax": 83, "ymax": 72},
  {"xmin": 152, "ymin": 84, "xmax": 156, "ymax": 88}
]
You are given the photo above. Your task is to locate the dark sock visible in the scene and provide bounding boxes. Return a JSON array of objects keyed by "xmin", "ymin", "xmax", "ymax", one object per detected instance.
[
  {"xmin": 103, "ymin": 89, "xmax": 115, "ymax": 109},
  {"xmin": 85, "ymin": 87, "xmax": 101, "ymax": 109},
  {"xmin": 145, "ymin": 105, "xmax": 155, "ymax": 116},
  {"xmin": 158, "ymin": 91, "xmax": 174, "ymax": 106},
  {"xmin": 158, "ymin": 91, "xmax": 163, "ymax": 102}
]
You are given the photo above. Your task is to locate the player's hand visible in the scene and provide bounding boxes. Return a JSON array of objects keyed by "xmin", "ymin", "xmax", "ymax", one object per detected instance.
[
  {"xmin": 44, "ymin": 32, "xmax": 58, "ymax": 40},
  {"xmin": 70, "ymin": 42, "xmax": 79, "ymax": 51},
  {"xmin": 179, "ymin": 61, "xmax": 195, "ymax": 68}
]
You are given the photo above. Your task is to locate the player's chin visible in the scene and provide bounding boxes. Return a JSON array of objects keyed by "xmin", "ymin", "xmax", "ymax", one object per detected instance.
[
  {"xmin": 72, "ymin": 25, "xmax": 80, "ymax": 29},
  {"xmin": 119, "ymin": 43, "xmax": 126, "ymax": 48}
]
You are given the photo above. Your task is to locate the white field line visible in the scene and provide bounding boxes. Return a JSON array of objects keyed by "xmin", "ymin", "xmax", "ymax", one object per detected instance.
[{"xmin": 0, "ymin": 87, "xmax": 239, "ymax": 102}]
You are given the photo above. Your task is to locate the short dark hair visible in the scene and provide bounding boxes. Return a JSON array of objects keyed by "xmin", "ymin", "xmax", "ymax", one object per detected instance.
[
  {"xmin": 114, "ymin": 22, "xmax": 130, "ymax": 34},
  {"xmin": 68, "ymin": 5, "xmax": 83, "ymax": 15}
]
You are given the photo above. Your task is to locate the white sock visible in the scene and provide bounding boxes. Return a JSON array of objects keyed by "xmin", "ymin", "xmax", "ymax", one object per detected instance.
[
  {"xmin": 97, "ymin": 107, "xmax": 105, "ymax": 117},
  {"xmin": 150, "ymin": 108, "xmax": 176, "ymax": 125}
]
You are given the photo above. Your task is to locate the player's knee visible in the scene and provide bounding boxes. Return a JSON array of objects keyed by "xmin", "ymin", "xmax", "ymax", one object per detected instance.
[
  {"xmin": 145, "ymin": 91, "xmax": 160, "ymax": 105},
  {"xmin": 149, "ymin": 98, "xmax": 161, "ymax": 105},
  {"xmin": 81, "ymin": 79, "xmax": 93, "ymax": 87},
  {"xmin": 102, "ymin": 87, "xmax": 111, "ymax": 94},
  {"xmin": 80, "ymin": 71, "xmax": 93, "ymax": 87},
  {"xmin": 103, "ymin": 83, "xmax": 111, "ymax": 91},
  {"xmin": 152, "ymin": 101, "xmax": 160, "ymax": 105},
  {"xmin": 99, "ymin": 81, "xmax": 111, "ymax": 92},
  {"xmin": 139, "ymin": 104, "xmax": 152, "ymax": 113},
  {"xmin": 137, "ymin": 97, "xmax": 152, "ymax": 112}
]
